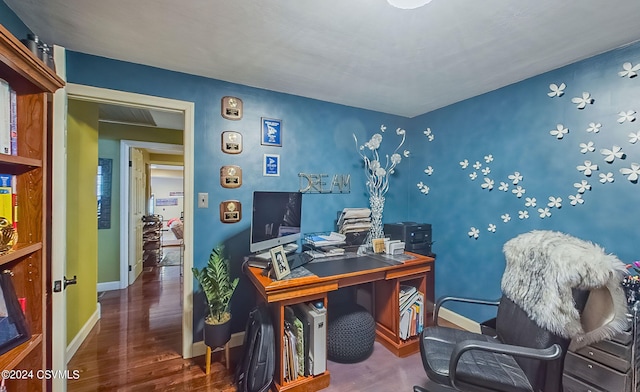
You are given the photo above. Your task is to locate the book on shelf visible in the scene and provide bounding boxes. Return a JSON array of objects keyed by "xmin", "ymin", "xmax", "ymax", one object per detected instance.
[
  {"xmin": 399, "ymin": 285, "xmax": 424, "ymax": 340},
  {"xmin": 0, "ymin": 174, "xmax": 13, "ymax": 225},
  {"xmin": 10, "ymin": 87, "xmax": 16, "ymax": 156},
  {"xmin": 0, "ymin": 78, "xmax": 10, "ymax": 155}
]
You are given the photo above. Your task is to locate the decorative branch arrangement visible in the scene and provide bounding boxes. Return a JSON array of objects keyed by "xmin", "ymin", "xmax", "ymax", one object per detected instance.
[{"xmin": 354, "ymin": 125, "xmax": 409, "ymax": 240}]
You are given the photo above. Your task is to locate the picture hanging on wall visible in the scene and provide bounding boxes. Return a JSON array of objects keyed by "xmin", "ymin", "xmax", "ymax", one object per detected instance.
[
  {"xmin": 261, "ymin": 117, "xmax": 282, "ymax": 146},
  {"xmin": 263, "ymin": 154, "xmax": 280, "ymax": 177}
]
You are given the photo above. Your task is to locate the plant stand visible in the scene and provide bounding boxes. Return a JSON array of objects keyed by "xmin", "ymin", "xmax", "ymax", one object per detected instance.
[{"xmin": 205, "ymin": 341, "xmax": 230, "ymax": 374}]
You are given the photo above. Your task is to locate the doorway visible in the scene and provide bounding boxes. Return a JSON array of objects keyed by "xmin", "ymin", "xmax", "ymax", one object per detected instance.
[{"xmin": 62, "ymin": 83, "xmax": 195, "ymax": 363}]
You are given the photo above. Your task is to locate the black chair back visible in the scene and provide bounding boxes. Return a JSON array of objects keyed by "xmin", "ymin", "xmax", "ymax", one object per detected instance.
[{"xmin": 495, "ymin": 290, "xmax": 589, "ymax": 392}]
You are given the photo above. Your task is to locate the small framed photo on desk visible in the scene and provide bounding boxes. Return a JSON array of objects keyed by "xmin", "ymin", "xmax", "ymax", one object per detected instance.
[{"xmin": 270, "ymin": 245, "xmax": 291, "ymax": 280}]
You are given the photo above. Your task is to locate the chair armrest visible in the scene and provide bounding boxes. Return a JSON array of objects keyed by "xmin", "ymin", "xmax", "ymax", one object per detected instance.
[
  {"xmin": 433, "ymin": 296, "xmax": 500, "ymax": 325},
  {"xmin": 448, "ymin": 339, "xmax": 562, "ymax": 390}
]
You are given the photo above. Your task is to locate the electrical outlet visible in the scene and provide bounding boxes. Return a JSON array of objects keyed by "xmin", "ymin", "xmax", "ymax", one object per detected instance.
[{"xmin": 198, "ymin": 192, "xmax": 208, "ymax": 208}]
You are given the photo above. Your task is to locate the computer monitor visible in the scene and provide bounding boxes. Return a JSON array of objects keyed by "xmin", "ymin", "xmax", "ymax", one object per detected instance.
[{"xmin": 250, "ymin": 191, "xmax": 302, "ymax": 253}]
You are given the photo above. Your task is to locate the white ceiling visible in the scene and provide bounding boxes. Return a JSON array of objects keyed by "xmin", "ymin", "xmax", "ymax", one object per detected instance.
[{"xmin": 7, "ymin": 0, "xmax": 640, "ymax": 118}]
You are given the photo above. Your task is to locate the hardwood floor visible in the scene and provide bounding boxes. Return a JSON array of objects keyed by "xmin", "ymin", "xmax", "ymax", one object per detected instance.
[
  {"xmin": 68, "ymin": 265, "xmax": 236, "ymax": 391},
  {"xmin": 67, "ymin": 262, "xmax": 462, "ymax": 391}
]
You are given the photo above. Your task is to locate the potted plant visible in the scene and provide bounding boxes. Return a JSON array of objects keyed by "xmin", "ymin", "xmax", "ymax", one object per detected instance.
[{"xmin": 192, "ymin": 245, "xmax": 239, "ymax": 348}]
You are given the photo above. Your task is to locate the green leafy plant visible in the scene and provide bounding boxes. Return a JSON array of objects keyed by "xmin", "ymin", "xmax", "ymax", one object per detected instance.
[{"xmin": 192, "ymin": 246, "xmax": 239, "ymax": 325}]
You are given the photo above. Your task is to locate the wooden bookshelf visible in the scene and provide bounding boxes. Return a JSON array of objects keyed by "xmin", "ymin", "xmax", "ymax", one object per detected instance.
[{"xmin": 0, "ymin": 23, "xmax": 64, "ymax": 391}]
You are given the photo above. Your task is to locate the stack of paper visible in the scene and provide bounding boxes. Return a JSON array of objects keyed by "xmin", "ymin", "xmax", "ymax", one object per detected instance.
[
  {"xmin": 306, "ymin": 232, "xmax": 346, "ymax": 247},
  {"xmin": 337, "ymin": 208, "xmax": 371, "ymax": 234}
]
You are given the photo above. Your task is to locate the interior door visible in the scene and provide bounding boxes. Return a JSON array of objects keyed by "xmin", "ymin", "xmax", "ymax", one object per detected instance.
[{"xmin": 129, "ymin": 147, "xmax": 145, "ymax": 284}]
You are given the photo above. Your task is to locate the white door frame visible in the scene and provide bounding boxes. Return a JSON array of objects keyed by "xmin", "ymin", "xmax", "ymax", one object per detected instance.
[
  {"xmin": 64, "ymin": 83, "xmax": 195, "ymax": 359},
  {"xmin": 51, "ymin": 45, "xmax": 68, "ymax": 392},
  {"xmin": 121, "ymin": 140, "xmax": 182, "ymax": 286}
]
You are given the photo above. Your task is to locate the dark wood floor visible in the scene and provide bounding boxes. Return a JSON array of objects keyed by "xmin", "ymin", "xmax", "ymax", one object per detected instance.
[
  {"xmin": 68, "ymin": 264, "xmax": 236, "ymax": 391},
  {"xmin": 68, "ymin": 260, "xmax": 460, "ymax": 391}
]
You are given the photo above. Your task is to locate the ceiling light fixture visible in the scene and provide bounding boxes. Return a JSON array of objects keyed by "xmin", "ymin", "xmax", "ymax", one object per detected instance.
[{"xmin": 387, "ymin": 0, "xmax": 433, "ymax": 9}]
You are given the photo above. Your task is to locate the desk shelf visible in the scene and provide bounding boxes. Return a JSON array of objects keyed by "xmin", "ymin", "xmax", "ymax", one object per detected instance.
[{"xmin": 246, "ymin": 252, "xmax": 435, "ymax": 392}]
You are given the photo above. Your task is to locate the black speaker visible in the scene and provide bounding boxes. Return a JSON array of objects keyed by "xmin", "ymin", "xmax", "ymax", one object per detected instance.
[{"xmin": 384, "ymin": 222, "xmax": 433, "ymax": 256}]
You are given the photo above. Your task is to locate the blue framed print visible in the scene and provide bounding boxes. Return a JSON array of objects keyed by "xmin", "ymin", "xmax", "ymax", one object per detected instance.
[
  {"xmin": 263, "ymin": 154, "xmax": 280, "ymax": 176},
  {"xmin": 261, "ymin": 117, "xmax": 282, "ymax": 146}
]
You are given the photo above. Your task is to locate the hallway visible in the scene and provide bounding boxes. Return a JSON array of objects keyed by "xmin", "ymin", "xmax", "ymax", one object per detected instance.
[{"xmin": 67, "ymin": 263, "xmax": 235, "ymax": 391}]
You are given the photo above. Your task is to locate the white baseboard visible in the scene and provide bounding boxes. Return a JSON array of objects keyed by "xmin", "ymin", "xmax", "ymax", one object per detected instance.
[
  {"xmin": 97, "ymin": 281, "xmax": 120, "ymax": 292},
  {"xmin": 67, "ymin": 303, "xmax": 101, "ymax": 363},
  {"xmin": 439, "ymin": 307, "xmax": 481, "ymax": 333},
  {"xmin": 191, "ymin": 331, "xmax": 244, "ymax": 358}
]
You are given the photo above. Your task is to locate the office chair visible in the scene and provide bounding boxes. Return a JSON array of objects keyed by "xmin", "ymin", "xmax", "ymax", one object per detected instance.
[{"xmin": 414, "ymin": 230, "xmax": 628, "ymax": 392}]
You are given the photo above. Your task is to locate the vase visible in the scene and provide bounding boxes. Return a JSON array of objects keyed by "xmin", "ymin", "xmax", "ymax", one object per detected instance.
[
  {"xmin": 203, "ymin": 316, "xmax": 232, "ymax": 349},
  {"xmin": 368, "ymin": 195, "xmax": 385, "ymax": 243}
]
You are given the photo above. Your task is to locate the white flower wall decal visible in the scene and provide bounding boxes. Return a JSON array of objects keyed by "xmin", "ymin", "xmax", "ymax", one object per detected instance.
[
  {"xmin": 481, "ymin": 178, "xmax": 494, "ymax": 190},
  {"xmin": 574, "ymin": 180, "xmax": 591, "ymax": 193},
  {"xmin": 619, "ymin": 62, "xmax": 640, "ymax": 78},
  {"xmin": 601, "ymin": 145, "xmax": 624, "ymax": 163},
  {"xmin": 547, "ymin": 196, "xmax": 562, "ymax": 208},
  {"xmin": 417, "ymin": 182, "xmax": 430, "ymax": 195},
  {"xmin": 580, "ymin": 141, "xmax": 595, "ymax": 153},
  {"xmin": 550, "ymin": 124, "xmax": 569, "ymax": 139},
  {"xmin": 508, "ymin": 172, "xmax": 523, "ymax": 184},
  {"xmin": 538, "ymin": 207, "xmax": 551, "ymax": 218},
  {"xmin": 424, "ymin": 166, "xmax": 434, "ymax": 175},
  {"xmin": 512, "ymin": 186, "xmax": 526, "ymax": 198},
  {"xmin": 524, "ymin": 197, "xmax": 537, "ymax": 207},
  {"xmin": 586, "ymin": 122, "xmax": 601, "ymax": 133},
  {"xmin": 599, "ymin": 172, "xmax": 614, "ymax": 184},
  {"xmin": 423, "ymin": 128, "xmax": 431, "ymax": 136},
  {"xmin": 571, "ymin": 92, "xmax": 593, "ymax": 109},
  {"xmin": 577, "ymin": 160, "xmax": 598, "ymax": 176},
  {"xmin": 423, "ymin": 128, "xmax": 435, "ymax": 141},
  {"xmin": 620, "ymin": 163, "xmax": 640, "ymax": 182},
  {"xmin": 618, "ymin": 110, "xmax": 636, "ymax": 123},
  {"xmin": 447, "ymin": 69, "xmax": 640, "ymax": 242},
  {"xmin": 548, "ymin": 83, "xmax": 566, "ymax": 97},
  {"xmin": 569, "ymin": 194, "xmax": 584, "ymax": 206},
  {"xmin": 468, "ymin": 227, "xmax": 480, "ymax": 239}
]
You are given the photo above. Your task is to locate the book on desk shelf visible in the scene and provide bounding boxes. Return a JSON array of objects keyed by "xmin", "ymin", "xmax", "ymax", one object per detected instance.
[{"xmin": 399, "ymin": 285, "xmax": 424, "ymax": 340}]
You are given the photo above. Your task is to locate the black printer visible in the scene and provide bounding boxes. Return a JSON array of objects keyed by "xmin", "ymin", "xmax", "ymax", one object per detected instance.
[{"xmin": 383, "ymin": 222, "xmax": 433, "ymax": 256}]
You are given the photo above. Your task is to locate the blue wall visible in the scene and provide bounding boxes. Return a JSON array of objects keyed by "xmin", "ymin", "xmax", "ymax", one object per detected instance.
[
  {"xmin": 65, "ymin": 52, "xmax": 412, "ymax": 335},
  {"xmin": 408, "ymin": 41, "xmax": 640, "ymax": 321},
  {"xmin": 0, "ymin": 1, "xmax": 32, "ymax": 40},
  {"xmin": 4, "ymin": 2, "xmax": 639, "ymax": 331}
]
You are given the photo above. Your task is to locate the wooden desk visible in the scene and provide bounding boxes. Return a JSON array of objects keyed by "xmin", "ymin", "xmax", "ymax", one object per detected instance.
[{"xmin": 245, "ymin": 252, "xmax": 435, "ymax": 392}]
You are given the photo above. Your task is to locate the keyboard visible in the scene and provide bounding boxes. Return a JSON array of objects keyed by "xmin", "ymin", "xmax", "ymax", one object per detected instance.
[{"xmin": 254, "ymin": 243, "xmax": 299, "ymax": 260}]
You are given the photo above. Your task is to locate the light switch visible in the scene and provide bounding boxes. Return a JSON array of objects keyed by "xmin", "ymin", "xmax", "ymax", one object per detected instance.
[{"xmin": 198, "ymin": 192, "xmax": 208, "ymax": 208}]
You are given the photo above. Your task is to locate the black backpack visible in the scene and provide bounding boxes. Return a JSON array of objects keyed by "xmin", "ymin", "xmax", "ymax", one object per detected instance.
[{"xmin": 235, "ymin": 303, "xmax": 275, "ymax": 392}]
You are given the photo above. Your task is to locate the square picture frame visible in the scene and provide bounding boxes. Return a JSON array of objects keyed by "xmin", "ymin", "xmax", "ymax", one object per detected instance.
[
  {"xmin": 263, "ymin": 154, "xmax": 280, "ymax": 176},
  {"xmin": 0, "ymin": 271, "xmax": 31, "ymax": 355},
  {"xmin": 270, "ymin": 245, "xmax": 291, "ymax": 280},
  {"xmin": 261, "ymin": 117, "xmax": 282, "ymax": 146}
]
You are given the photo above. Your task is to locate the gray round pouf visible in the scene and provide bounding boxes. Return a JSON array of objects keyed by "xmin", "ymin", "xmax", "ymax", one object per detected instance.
[{"xmin": 327, "ymin": 304, "xmax": 376, "ymax": 363}]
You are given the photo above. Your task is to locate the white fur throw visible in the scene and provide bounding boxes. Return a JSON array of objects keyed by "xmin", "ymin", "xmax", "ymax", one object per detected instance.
[{"xmin": 502, "ymin": 230, "xmax": 628, "ymax": 346}]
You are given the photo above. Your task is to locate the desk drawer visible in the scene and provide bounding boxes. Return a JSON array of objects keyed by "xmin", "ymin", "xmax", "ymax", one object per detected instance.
[
  {"xmin": 564, "ymin": 352, "xmax": 631, "ymax": 392},
  {"xmin": 574, "ymin": 345, "xmax": 630, "ymax": 373},
  {"xmin": 562, "ymin": 373, "xmax": 606, "ymax": 392},
  {"xmin": 590, "ymin": 338, "xmax": 631, "ymax": 360}
]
